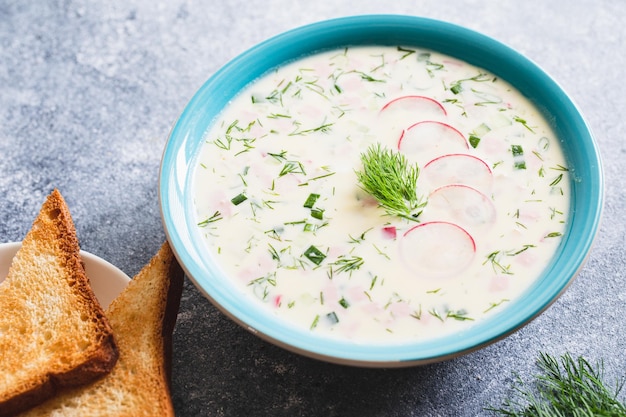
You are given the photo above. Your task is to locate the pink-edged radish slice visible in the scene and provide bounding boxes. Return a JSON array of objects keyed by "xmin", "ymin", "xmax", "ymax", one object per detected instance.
[
  {"xmin": 378, "ymin": 96, "xmax": 448, "ymax": 143},
  {"xmin": 398, "ymin": 121, "xmax": 468, "ymax": 161},
  {"xmin": 422, "ymin": 184, "xmax": 496, "ymax": 232},
  {"xmin": 380, "ymin": 95, "xmax": 447, "ymax": 116},
  {"xmin": 421, "ymin": 153, "xmax": 494, "ymax": 194},
  {"xmin": 400, "ymin": 221, "xmax": 476, "ymax": 278}
]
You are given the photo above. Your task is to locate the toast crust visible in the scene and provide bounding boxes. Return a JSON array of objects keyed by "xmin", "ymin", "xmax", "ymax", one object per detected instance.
[
  {"xmin": 18, "ymin": 242, "xmax": 184, "ymax": 417},
  {"xmin": 0, "ymin": 189, "xmax": 118, "ymax": 417}
]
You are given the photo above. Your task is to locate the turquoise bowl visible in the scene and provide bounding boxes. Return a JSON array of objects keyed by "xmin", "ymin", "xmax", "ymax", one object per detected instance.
[{"xmin": 159, "ymin": 15, "xmax": 603, "ymax": 367}]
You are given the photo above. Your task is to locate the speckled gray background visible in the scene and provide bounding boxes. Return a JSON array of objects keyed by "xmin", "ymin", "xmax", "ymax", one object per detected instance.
[{"xmin": 1, "ymin": 1, "xmax": 624, "ymax": 416}]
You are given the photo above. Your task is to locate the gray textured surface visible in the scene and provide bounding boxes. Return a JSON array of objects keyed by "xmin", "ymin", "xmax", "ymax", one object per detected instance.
[{"xmin": 1, "ymin": 1, "xmax": 624, "ymax": 416}]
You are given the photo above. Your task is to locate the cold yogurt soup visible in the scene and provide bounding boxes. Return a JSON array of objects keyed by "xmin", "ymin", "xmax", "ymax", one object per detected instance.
[{"xmin": 193, "ymin": 46, "xmax": 570, "ymax": 343}]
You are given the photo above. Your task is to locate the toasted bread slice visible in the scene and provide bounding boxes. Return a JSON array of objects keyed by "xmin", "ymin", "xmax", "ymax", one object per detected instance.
[
  {"xmin": 0, "ymin": 189, "xmax": 118, "ymax": 417},
  {"xmin": 19, "ymin": 242, "xmax": 184, "ymax": 417}
]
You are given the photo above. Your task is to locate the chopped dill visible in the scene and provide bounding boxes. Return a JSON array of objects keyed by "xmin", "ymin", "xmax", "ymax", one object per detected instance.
[
  {"xmin": 197, "ymin": 211, "xmax": 222, "ymax": 227},
  {"xmin": 330, "ymin": 255, "xmax": 364, "ymax": 275}
]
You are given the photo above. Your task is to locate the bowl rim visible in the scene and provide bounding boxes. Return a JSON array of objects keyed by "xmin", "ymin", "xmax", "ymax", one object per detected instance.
[
  {"xmin": 159, "ymin": 14, "xmax": 604, "ymax": 367},
  {"xmin": 0, "ymin": 241, "xmax": 130, "ymax": 309}
]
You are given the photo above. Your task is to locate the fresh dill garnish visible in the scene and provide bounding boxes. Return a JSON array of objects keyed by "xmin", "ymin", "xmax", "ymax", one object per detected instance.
[
  {"xmin": 397, "ymin": 46, "xmax": 416, "ymax": 59},
  {"xmin": 267, "ymin": 150, "xmax": 288, "ymax": 162},
  {"xmin": 486, "ymin": 352, "xmax": 626, "ymax": 416},
  {"xmin": 410, "ymin": 305, "xmax": 422, "ymax": 320},
  {"xmin": 449, "ymin": 72, "xmax": 492, "ymax": 94},
  {"xmin": 416, "ymin": 51, "xmax": 445, "ymax": 77},
  {"xmin": 310, "ymin": 314, "xmax": 320, "ymax": 330},
  {"xmin": 550, "ymin": 207, "xmax": 564, "ymax": 220},
  {"xmin": 298, "ymin": 171, "xmax": 336, "ymax": 186},
  {"xmin": 507, "ymin": 244, "xmax": 536, "ymax": 256},
  {"xmin": 551, "ymin": 164, "xmax": 569, "ymax": 172},
  {"xmin": 484, "ymin": 298, "xmax": 510, "ymax": 313},
  {"xmin": 355, "ymin": 143, "xmax": 426, "ymax": 222},
  {"xmin": 428, "ymin": 308, "xmax": 444, "ymax": 322},
  {"xmin": 369, "ymin": 275, "xmax": 378, "ymax": 291},
  {"xmin": 348, "ymin": 227, "xmax": 372, "ymax": 244},
  {"xmin": 330, "ymin": 255, "xmax": 364, "ymax": 275},
  {"xmin": 279, "ymin": 160, "xmax": 306, "ymax": 177},
  {"xmin": 549, "ymin": 173, "xmax": 564, "ymax": 186},
  {"xmin": 197, "ymin": 211, "xmax": 222, "ymax": 227},
  {"xmin": 247, "ymin": 272, "xmax": 277, "ymax": 301},
  {"xmin": 484, "ymin": 251, "xmax": 513, "ymax": 275},
  {"xmin": 267, "ymin": 243, "xmax": 280, "ymax": 261},
  {"xmin": 446, "ymin": 309, "xmax": 474, "ymax": 321},
  {"xmin": 513, "ymin": 115, "xmax": 536, "ymax": 133},
  {"xmin": 289, "ymin": 121, "xmax": 334, "ymax": 136}
]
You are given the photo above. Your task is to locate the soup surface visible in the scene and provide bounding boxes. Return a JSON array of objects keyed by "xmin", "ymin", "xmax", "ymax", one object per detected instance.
[{"xmin": 193, "ymin": 46, "xmax": 569, "ymax": 343}]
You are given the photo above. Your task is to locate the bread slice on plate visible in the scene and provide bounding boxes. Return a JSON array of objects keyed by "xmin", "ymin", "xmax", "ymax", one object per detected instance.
[
  {"xmin": 0, "ymin": 189, "xmax": 118, "ymax": 417},
  {"xmin": 19, "ymin": 241, "xmax": 185, "ymax": 417}
]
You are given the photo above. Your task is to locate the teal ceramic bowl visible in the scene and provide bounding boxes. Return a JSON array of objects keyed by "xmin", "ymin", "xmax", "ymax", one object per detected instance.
[{"xmin": 159, "ymin": 15, "xmax": 603, "ymax": 367}]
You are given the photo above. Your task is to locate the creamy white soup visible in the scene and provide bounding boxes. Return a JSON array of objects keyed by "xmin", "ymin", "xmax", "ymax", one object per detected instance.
[{"xmin": 193, "ymin": 46, "xmax": 569, "ymax": 343}]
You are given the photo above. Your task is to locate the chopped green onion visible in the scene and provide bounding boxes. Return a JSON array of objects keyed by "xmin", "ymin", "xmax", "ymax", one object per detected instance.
[
  {"xmin": 450, "ymin": 83, "xmax": 463, "ymax": 94},
  {"xmin": 303, "ymin": 245, "xmax": 326, "ymax": 265},
  {"xmin": 310, "ymin": 208, "xmax": 324, "ymax": 220},
  {"xmin": 511, "ymin": 144, "xmax": 524, "ymax": 157},
  {"xmin": 338, "ymin": 297, "xmax": 350, "ymax": 309},
  {"xmin": 231, "ymin": 193, "xmax": 248, "ymax": 205},
  {"xmin": 469, "ymin": 135, "xmax": 481, "ymax": 149},
  {"xmin": 511, "ymin": 144, "xmax": 526, "ymax": 170},
  {"xmin": 473, "ymin": 122, "xmax": 491, "ymax": 136},
  {"xmin": 303, "ymin": 193, "xmax": 320, "ymax": 208},
  {"xmin": 326, "ymin": 312, "xmax": 339, "ymax": 324}
]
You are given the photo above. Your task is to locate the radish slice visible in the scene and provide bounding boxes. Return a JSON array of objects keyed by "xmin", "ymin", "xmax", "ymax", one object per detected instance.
[
  {"xmin": 398, "ymin": 121, "xmax": 468, "ymax": 161},
  {"xmin": 380, "ymin": 95, "xmax": 447, "ymax": 116},
  {"xmin": 422, "ymin": 153, "xmax": 493, "ymax": 193},
  {"xmin": 378, "ymin": 96, "xmax": 447, "ymax": 143},
  {"xmin": 422, "ymin": 184, "xmax": 496, "ymax": 232},
  {"xmin": 400, "ymin": 221, "xmax": 476, "ymax": 278}
]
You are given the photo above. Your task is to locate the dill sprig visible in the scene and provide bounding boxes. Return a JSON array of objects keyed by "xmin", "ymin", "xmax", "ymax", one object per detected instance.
[
  {"xmin": 355, "ymin": 144, "xmax": 426, "ymax": 222},
  {"xmin": 486, "ymin": 352, "xmax": 626, "ymax": 416}
]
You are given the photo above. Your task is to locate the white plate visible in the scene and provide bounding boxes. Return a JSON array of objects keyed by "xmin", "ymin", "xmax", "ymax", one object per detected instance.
[{"xmin": 0, "ymin": 242, "xmax": 130, "ymax": 309}]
